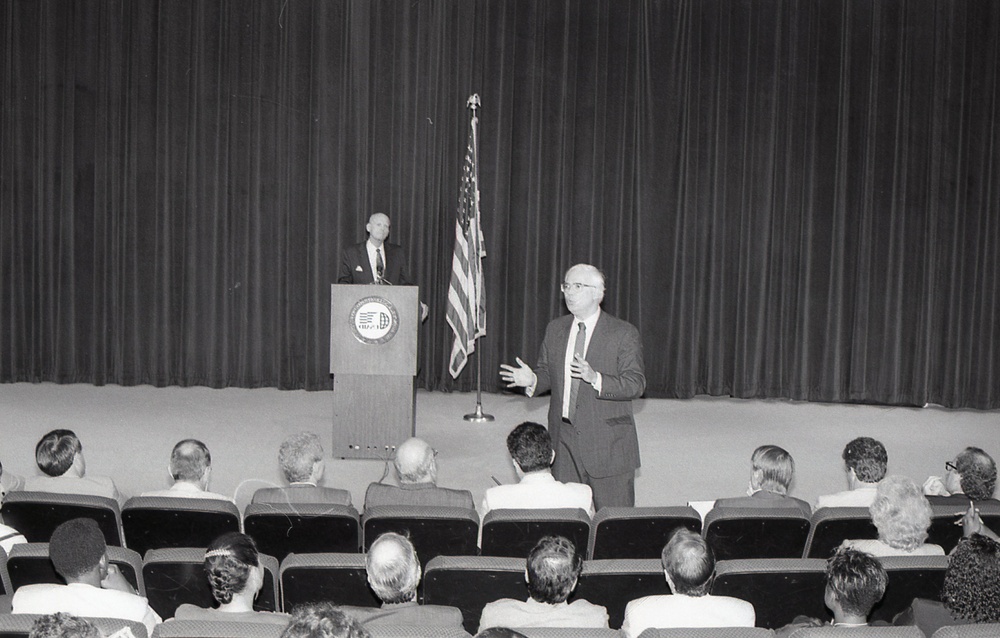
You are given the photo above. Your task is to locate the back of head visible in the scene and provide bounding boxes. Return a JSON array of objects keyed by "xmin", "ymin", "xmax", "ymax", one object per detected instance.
[
  {"xmin": 393, "ymin": 437, "xmax": 436, "ymax": 485},
  {"xmin": 366, "ymin": 532, "xmax": 421, "ymax": 604},
  {"xmin": 526, "ymin": 535, "xmax": 583, "ymax": 604},
  {"xmin": 943, "ymin": 533, "xmax": 1000, "ymax": 623},
  {"xmin": 29, "ymin": 613, "xmax": 103, "ymax": 638},
  {"xmin": 843, "ymin": 437, "xmax": 888, "ymax": 484},
  {"xmin": 825, "ymin": 547, "xmax": 887, "ymax": 618},
  {"xmin": 279, "ymin": 432, "xmax": 324, "ymax": 483},
  {"xmin": 476, "ymin": 630, "xmax": 529, "ymax": 638},
  {"xmin": 49, "ymin": 518, "xmax": 106, "ymax": 581},
  {"xmin": 280, "ymin": 602, "xmax": 371, "ymax": 638},
  {"xmin": 35, "ymin": 429, "xmax": 81, "ymax": 477},
  {"xmin": 170, "ymin": 439, "xmax": 211, "ymax": 482},
  {"xmin": 204, "ymin": 532, "xmax": 260, "ymax": 605},
  {"xmin": 956, "ymin": 447, "xmax": 997, "ymax": 501},
  {"xmin": 507, "ymin": 422, "xmax": 552, "ymax": 473},
  {"xmin": 869, "ymin": 475, "xmax": 932, "ymax": 551},
  {"xmin": 752, "ymin": 444, "xmax": 794, "ymax": 495},
  {"xmin": 662, "ymin": 528, "xmax": 715, "ymax": 596}
]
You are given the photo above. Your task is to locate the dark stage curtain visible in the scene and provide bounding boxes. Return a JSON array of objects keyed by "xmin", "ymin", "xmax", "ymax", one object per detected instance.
[{"xmin": 2, "ymin": 0, "xmax": 998, "ymax": 408}]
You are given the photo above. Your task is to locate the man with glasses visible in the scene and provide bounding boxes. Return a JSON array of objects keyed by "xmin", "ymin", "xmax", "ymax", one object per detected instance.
[
  {"xmin": 500, "ymin": 263, "xmax": 645, "ymax": 509},
  {"xmin": 924, "ymin": 447, "xmax": 998, "ymax": 505}
]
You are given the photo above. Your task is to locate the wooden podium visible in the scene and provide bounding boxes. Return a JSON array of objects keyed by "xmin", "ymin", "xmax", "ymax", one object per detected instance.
[{"xmin": 329, "ymin": 284, "xmax": 418, "ymax": 459}]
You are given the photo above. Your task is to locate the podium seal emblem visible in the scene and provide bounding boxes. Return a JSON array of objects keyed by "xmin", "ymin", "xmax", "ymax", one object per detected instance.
[{"xmin": 349, "ymin": 296, "xmax": 399, "ymax": 345}]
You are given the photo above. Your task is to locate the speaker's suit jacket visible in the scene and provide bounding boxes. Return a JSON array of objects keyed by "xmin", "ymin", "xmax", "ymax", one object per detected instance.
[
  {"xmin": 338, "ymin": 241, "xmax": 413, "ymax": 285},
  {"xmin": 534, "ymin": 312, "xmax": 645, "ymax": 479}
]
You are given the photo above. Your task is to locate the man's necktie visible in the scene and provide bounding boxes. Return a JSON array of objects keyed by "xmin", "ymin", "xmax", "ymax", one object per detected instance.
[
  {"xmin": 568, "ymin": 322, "xmax": 586, "ymax": 422},
  {"xmin": 375, "ymin": 248, "xmax": 385, "ymax": 283}
]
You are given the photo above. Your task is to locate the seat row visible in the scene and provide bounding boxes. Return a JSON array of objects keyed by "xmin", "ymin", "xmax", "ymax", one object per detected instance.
[{"xmin": 3, "ymin": 491, "xmax": 999, "ymax": 563}]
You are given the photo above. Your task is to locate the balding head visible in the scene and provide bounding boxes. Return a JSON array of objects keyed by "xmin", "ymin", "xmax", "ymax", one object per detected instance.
[
  {"xmin": 366, "ymin": 213, "xmax": 391, "ymax": 245},
  {"xmin": 366, "ymin": 533, "xmax": 421, "ymax": 604},
  {"xmin": 394, "ymin": 438, "xmax": 436, "ymax": 485},
  {"xmin": 170, "ymin": 439, "xmax": 212, "ymax": 487},
  {"xmin": 562, "ymin": 264, "xmax": 606, "ymax": 320}
]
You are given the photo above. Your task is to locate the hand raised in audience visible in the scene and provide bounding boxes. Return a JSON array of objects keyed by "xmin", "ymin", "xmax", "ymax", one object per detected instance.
[{"xmin": 960, "ymin": 502, "xmax": 999, "ymax": 541}]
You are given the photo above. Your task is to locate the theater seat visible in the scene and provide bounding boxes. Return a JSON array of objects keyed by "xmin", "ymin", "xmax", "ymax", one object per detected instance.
[
  {"xmin": 589, "ymin": 506, "xmax": 702, "ymax": 559},
  {"xmin": 804, "ymin": 507, "xmax": 879, "ymax": 559},
  {"xmin": 364, "ymin": 627, "xmax": 473, "ymax": 638},
  {"xmin": 711, "ymin": 558, "xmax": 829, "ymax": 629},
  {"xmin": 6, "ymin": 543, "xmax": 144, "ymax": 594},
  {"xmin": 422, "ymin": 555, "xmax": 527, "ymax": 635},
  {"xmin": 122, "ymin": 497, "xmax": 241, "ymax": 557},
  {"xmin": 243, "ymin": 502, "xmax": 360, "ymax": 561},
  {"xmin": 480, "ymin": 508, "xmax": 591, "ymax": 558},
  {"xmin": 0, "ymin": 491, "xmax": 123, "ymax": 546},
  {"xmin": 703, "ymin": 508, "xmax": 812, "ymax": 560},
  {"xmin": 150, "ymin": 620, "xmax": 285, "ymax": 637},
  {"xmin": 362, "ymin": 505, "xmax": 479, "ymax": 567},
  {"xmin": 636, "ymin": 629, "xmax": 775, "ymax": 638},
  {"xmin": 279, "ymin": 552, "xmax": 378, "ymax": 612},
  {"xmin": 0, "ymin": 547, "xmax": 10, "ymax": 597},
  {"xmin": 926, "ymin": 501, "xmax": 1000, "ymax": 554},
  {"xmin": 782, "ymin": 627, "xmax": 924, "ymax": 637},
  {"xmin": 573, "ymin": 558, "xmax": 667, "ymax": 630},
  {"xmin": 869, "ymin": 555, "xmax": 948, "ymax": 624},
  {"xmin": 0, "ymin": 614, "xmax": 148, "ymax": 638},
  {"xmin": 142, "ymin": 547, "xmax": 279, "ymax": 620},
  {"xmin": 931, "ymin": 625, "xmax": 1000, "ymax": 638},
  {"xmin": 513, "ymin": 629, "xmax": 620, "ymax": 638}
]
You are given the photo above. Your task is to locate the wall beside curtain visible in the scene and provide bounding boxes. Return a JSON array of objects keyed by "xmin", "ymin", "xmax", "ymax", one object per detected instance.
[{"xmin": 2, "ymin": 0, "xmax": 997, "ymax": 409}]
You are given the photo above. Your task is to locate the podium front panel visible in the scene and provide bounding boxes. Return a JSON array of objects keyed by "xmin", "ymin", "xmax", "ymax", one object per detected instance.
[{"xmin": 329, "ymin": 285, "xmax": 418, "ymax": 376}]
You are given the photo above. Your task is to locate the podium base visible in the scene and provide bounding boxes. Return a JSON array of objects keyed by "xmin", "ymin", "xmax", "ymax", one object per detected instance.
[{"xmin": 463, "ymin": 405, "xmax": 495, "ymax": 422}]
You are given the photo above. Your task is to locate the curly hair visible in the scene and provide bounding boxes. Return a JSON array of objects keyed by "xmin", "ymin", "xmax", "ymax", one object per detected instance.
[
  {"xmin": 50, "ymin": 518, "xmax": 106, "ymax": 580},
  {"xmin": 955, "ymin": 447, "xmax": 997, "ymax": 502},
  {"xmin": 942, "ymin": 534, "xmax": 1000, "ymax": 623},
  {"xmin": 526, "ymin": 535, "xmax": 583, "ymax": 604},
  {"xmin": 35, "ymin": 429, "xmax": 82, "ymax": 477},
  {"xmin": 279, "ymin": 432, "xmax": 324, "ymax": 483},
  {"xmin": 204, "ymin": 532, "xmax": 260, "ymax": 605},
  {"xmin": 29, "ymin": 613, "xmax": 102, "ymax": 638},
  {"xmin": 843, "ymin": 437, "xmax": 888, "ymax": 484},
  {"xmin": 869, "ymin": 475, "xmax": 932, "ymax": 551},
  {"xmin": 825, "ymin": 547, "xmax": 887, "ymax": 617},
  {"xmin": 506, "ymin": 422, "xmax": 553, "ymax": 474},
  {"xmin": 752, "ymin": 445, "xmax": 795, "ymax": 495},
  {"xmin": 280, "ymin": 602, "xmax": 370, "ymax": 638}
]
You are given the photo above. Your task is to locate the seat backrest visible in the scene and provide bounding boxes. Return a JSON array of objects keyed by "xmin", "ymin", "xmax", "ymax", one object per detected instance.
[
  {"xmin": 142, "ymin": 547, "xmax": 279, "ymax": 620},
  {"xmin": 783, "ymin": 627, "xmax": 924, "ymax": 637},
  {"xmin": 804, "ymin": 507, "xmax": 879, "ymax": 558},
  {"xmin": 931, "ymin": 625, "xmax": 1000, "ymax": 638},
  {"xmin": 122, "ymin": 497, "xmax": 241, "ymax": 558},
  {"xmin": 279, "ymin": 552, "xmax": 378, "ymax": 612},
  {"xmin": 1, "ymin": 491, "xmax": 122, "ymax": 546},
  {"xmin": 362, "ymin": 505, "xmax": 479, "ymax": 567},
  {"xmin": 422, "ymin": 555, "xmax": 526, "ymax": 635},
  {"xmin": 513, "ymin": 629, "xmax": 621, "ymax": 638},
  {"xmin": 712, "ymin": 558, "xmax": 830, "ymax": 629},
  {"xmin": 703, "ymin": 508, "xmax": 812, "ymax": 560},
  {"xmin": 573, "ymin": 558, "xmax": 666, "ymax": 630},
  {"xmin": 243, "ymin": 502, "xmax": 360, "ymax": 561},
  {"xmin": 927, "ymin": 502, "xmax": 1000, "ymax": 554},
  {"xmin": 150, "ymin": 620, "xmax": 286, "ymax": 637},
  {"xmin": 0, "ymin": 546, "xmax": 10, "ymax": 596},
  {"xmin": 480, "ymin": 508, "xmax": 591, "ymax": 558},
  {"xmin": 364, "ymin": 627, "xmax": 473, "ymax": 638},
  {"xmin": 636, "ymin": 629, "xmax": 775, "ymax": 638},
  {"xmin": 0, "ymin": 614, "xmax": 148, "ymax": 638},
  {"xmin": 589, "ymin": 506, "xmax": 702, "ymax": 560},
  {"xmin": 868, "ymin": 555, "xmax": 948, "ymax": 624},
  {"xmin": 6, "ymin": 543, "xmax": 144, "ymax": 594}
]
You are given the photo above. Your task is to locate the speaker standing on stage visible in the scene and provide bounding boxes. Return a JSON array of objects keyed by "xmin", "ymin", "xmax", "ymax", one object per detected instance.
[{"xmin": 500, "ymin": 263, "xmax": 646, "ymax": 509}]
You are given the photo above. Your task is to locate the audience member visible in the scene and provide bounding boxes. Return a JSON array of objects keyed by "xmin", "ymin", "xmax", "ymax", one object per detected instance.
[
  {"xmin": 713, "ymin": 444, "xmax": 811, "ymax": 516},
  {"xmin": 481, "ymin": 422, "xmax": 594, "ymax": 518},
  {"xmin": 339, "ymin": 532, "xmax": 465, "ymax": 629},
  {"xmin": 924, "ymin": 447, "xmax": 998, "ymax": 504},
  {"xmin": 894, "ymin": 533, "xmax": 1000, "ymax": 635},
  {"xmin": 252, "ymin": 432, "xmax": 351, "ymax": 506},
  {"xmin": 279, "ymin": 602, "xmax": 370, "ymax": 638},
  {"xmin": 842, "ymin": 475, "xmax": 944, "ymax": 557},
  {"xmin": 11, "ymin": 518, "xmax": 161, "ymax": 634},
  {"xmin": 619, "ymin": 529, "xmax": 755, "ymax": 637},
  {"xmin": 775, "ymin": 547, "xmax": 888, "ymax": 636},
  {"xmin": 28, "ymin": 613, "xmax": 102, "ymax": 638},
  {"xmin": 816, "ymin": 437, "xmax": 887, "ymax": 509},
  {"xmin": 25, "ymin": 430, "xmax": 123, "ymax": 504},
  {"xmin": 173, "ymin": 531, "xmax": 290, "ymax": 625},
  {"xmin": 478, "ymin": 535, "xmax": 609, "ymax": 631},
  {"xmin": 0, "ymin": 459, "xmax": 27, "ymax": 554},
  {"xmin": 141, "ymin": 439, "xmax": 230, "ymax": 501},
  {"xmin": 475, "ymin": 630, "xmax": 527, "ymax": 638},
  {"xmin": 1, "ymin": 456, "xmax": 24, "ymax": 495},
  {"xmin": 364, "ymin": 437, "xmax": 475, "ymax": 510}
]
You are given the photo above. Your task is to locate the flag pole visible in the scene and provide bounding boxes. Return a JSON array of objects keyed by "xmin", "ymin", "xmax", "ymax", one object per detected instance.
[{"xmin": 463, "ymin": 95, "xmax": 494, "ymax": 423}]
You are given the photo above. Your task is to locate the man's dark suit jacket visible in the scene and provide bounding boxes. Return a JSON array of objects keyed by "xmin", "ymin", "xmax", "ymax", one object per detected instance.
[
  {"xmin": 534, "ymin": 311, "xmax": 645, "ymax": 479},
  {"xmin": 251, "ymin": 484, "xmax": 352, "ymax": 506},
  {"xmin": 364, "ymin": 482, "xmax": 475, "ymax": 511},
  {"xmin": 338, "ymin": 241, "xmax": 413, "ymax": 285}
]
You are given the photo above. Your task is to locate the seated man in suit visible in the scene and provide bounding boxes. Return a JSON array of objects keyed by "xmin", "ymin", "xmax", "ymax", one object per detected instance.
[
  {"xmin": 364, "ymin": 437, "xmax": 474, "ymax": 511},
  {"xmin": 0, "ymin": 459, "xmax": 27, "ymax": 553},
  {"xmin": 924, "ymin": 446, "xmax": 998, "ymax": 505},
  {"xmin": 776, "ymin": 547, "xmax": 888, "ymax": 636},
  {"xmin": 620, "ymin": 529, "xmax": 755, "ymax": 636},
  {"xmin": 478, "ymin": 535, "xmax": 608, "ymax": 631},
  {"xmin": 11, "ymin": 518, "xmax": 162, "ymax": 634},
  {"xmin": 481, "ymin": 422, "xmax": 594, "ymax": 519},
  {"xmin": 24, "ymin": 429, "xmax": 123, "ymax": 505},
  {"xmin": 141, "ymin": 439, "xmax": 231, "ymax": 501},
  {"xmin": 339, "ymin": 532, "xmax": 464, "ymax": 629},
  {"xmin": 816, "ymin": 437, "xmax": 887, "ymax": 509},
  {"xmin": 253, "ymin": 431, "xmax": 352, "ymax": 506},
  {"xmin": 712, "ymin": 444, "xmax": 811, "ymax": 516}
]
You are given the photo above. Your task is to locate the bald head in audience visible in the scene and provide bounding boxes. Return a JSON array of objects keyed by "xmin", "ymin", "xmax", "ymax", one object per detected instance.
[{"xmin": 394, "ymin": 438, "xmax": 437, "ymax": 485}]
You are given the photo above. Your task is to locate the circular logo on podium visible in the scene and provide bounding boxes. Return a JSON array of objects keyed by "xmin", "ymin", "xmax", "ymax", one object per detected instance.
[{"xmin": 349, "ymin": 296, "xmax": 399, "ymax": 345}]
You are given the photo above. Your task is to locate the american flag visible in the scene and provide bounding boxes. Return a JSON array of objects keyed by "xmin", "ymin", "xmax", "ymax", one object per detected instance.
[{"xmin": 447, "ymin": 109, "xmax": 487, "ymax": 378}]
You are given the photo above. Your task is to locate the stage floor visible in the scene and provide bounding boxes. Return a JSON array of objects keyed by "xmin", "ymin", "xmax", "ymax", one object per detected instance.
[{"xmin": 1, "ymin": 382, "xmax": 996, "ymax": 513}]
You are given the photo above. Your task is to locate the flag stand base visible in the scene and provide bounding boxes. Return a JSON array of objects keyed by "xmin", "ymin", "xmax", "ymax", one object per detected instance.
[{"xmin": 464, "ymin": 404, "xmax": 495, "ymax": 422}]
